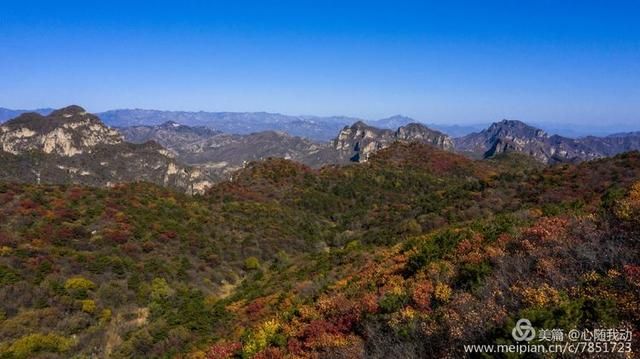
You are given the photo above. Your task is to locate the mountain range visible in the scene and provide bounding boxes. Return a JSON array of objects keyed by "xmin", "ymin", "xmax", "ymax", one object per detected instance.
[
  {"xmin": 0, "ymin": 107, "xmax": 53, "ymax": 122},
  {"xmin": 1, "ymin": 107, "xmax": 486, "ymax": 140},
  {"xmin": 7, "ymin": 107, "xmax": 635, "ymax": 140},
  {"xmin": 1, "ymin": 106, "xmax": 640, "ymax": 189},
  {"xmin": 119, "ymin": 114, "xmax": 640, "ymax": 172},
  {"xmin": 100, "ymin": 110, "xmax": 495, "ymax": 140},
  {"xmin": 1, "ymin": 105, "xmax": 640, "ymax": 358},
  {"xmin": 118, "ymin": 119, "xmax": 454, "ymax": 180},
  {"xmin": 0, "ymin": 106, "xmax": 213, "ymax": 193},
  {"xmin": 455, "ymin": 119, "xmax": 640, "ymax": 163},
  {"xmin": 98, "ymin": 109, "xmax": 357, "ymax": 141}
]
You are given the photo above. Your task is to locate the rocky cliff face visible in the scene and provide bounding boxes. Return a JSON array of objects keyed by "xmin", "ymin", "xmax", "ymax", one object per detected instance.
[
  {"xmin": 333, "ymin": 121, "xmax": 454, "ymax": 162},
  {"xmin": 0, "ymin": 106, "xmax": 123, "ymax": 156},
  {"xmin": 396, "ymin": 123, "xmax": 455, "ymax": 150},
  {"xmin": 454, "ymin": 120, "xmax": 602, "ymax": 163},
  {"xmin": 0, "ymin": 106, "xmax": 213, "ymax": 193},
  {"xmin": 577, "ymin": 132, "xmax": 640, "ymax": 157},
  {"xmin": 118, "ymin": 120, "xmax": 454, "ymax": 179}
]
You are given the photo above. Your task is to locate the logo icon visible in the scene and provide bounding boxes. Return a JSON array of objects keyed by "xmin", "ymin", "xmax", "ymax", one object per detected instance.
[{"xmin": 512, "ymin": 318, "xmax": 536, "ymax": 341}]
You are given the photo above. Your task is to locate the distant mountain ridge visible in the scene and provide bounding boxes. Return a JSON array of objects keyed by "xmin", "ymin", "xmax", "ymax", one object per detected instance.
[
  {"xmin": 0, "ymin": 107, "xmax": 53, "ymax": 123},
  {"xmin": 119, "ymin": 119, "xmax": 454, "ymax": 179},
  {"xmin": 116, "ymin": 116, "xmax": 640, "ymax": 175},
  {"xmin": 99, "ymin": 109, "xmax": 358, "ymax": 141},
  {"xmin": 578, "ymin": 132, "xmax": 640, "ymax": 157},
  {"xmin": 119, "ymin": 122, "xmax": 331, "ymax": 180},
  {"xmin": 2, "ymin": 107, "xmax": 640, "ymax": 187},
  {"xmin": 454, "ymin": 119, "xmax": 640, "ymax": 163},
  {"xmin": 0, "ymin": 106, "xmax": 213, "ymax": 193},
  {"xmin": 1, "ymin": 106, "xmax": 460, "ymax": 188},
  {"xmin": 98, "ymin": 109, "xmax": 492, "ymax": 140},
  {"xmin": 0, "ymin": 107, "xmax": 529, "ymax": 140},
  {"xmin": 3, "ymin": 106, "xmax": 638, "ymax": 140},
  {"xmin": 333, "ymin": 121, "xmax": 454, "ymax": 162},
  {"xmin": 119, "ymin": 121, "xmax": 222, "ymax": 151}
]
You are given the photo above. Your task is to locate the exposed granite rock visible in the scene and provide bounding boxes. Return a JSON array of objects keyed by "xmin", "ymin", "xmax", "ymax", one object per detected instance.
[
  {"xmin": 1, "ymin": 106, "xmax": 122, "ymax": 156},
  {"xmin": 0, "ymin": 106, "xmax": 213, "ymax": 193},
  {"xmin": 454, "ymin": 120, "xmax": 603, "ymax": 163},
  {"xmin": 333, "ymin": 121, "xmax": 454, "ymax": 162}
]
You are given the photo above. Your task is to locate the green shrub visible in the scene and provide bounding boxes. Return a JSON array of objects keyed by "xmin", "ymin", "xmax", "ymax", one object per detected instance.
[
  {"xmin": 150, "ymin": 277, "xmax": 172, "ymax": 302},
  {"xmin": 80, "ymin": 299, "xmax": 96, "ymax": 313},
  {"xmin": 404, "ymin": 229, "xmax": 470, "ymax": 276},
  {"xmin": 456, "ymin": 261, "xmax": 492, "ymax": 290},
  {"xmin": 242, "ymin": 319, "xmax": 280, "ymax": 358},
  {"xmin": 244, "ymin": 257, "xmax": 260, "ymax": 271},
  {"xmin": 0, "ymin": 265, "xmax": 21, "ymax": 286},
  {"xmin": 64, "ymin": 276, "xmax": 96, "ymax": 299},
  {"xmin": 2, "ymin": 333, "xmax": 74, "ymax": 359},
  {"xmin": 378, "ymin": 293, "xmax": 408, "ymax": 313}
]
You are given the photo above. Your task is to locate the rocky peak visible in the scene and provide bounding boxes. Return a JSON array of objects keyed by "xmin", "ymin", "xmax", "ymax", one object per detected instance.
[
  {"xmin": 486, "ymin": 120, "xmax": 547, "ymax": 139},
  {"xmin": 0, "ymin": 105, "xmax": 123, "ymax": 157},
  {"xmin": 350, "ymin": 120, "xmax": 370, "ymax": 129},
  {"xmin": 333, "ymin": 121, "xmax": 454, "ymax": 162},
  {"xmin": 369, "ymin": 115, "xmax": 416, "ymax": 129},
  {"xmin": 338, "ymin": 121, "xmax": 389, "ymax": 139},
  {"xmin": 50, "ymin": 105, "xmax": 88, "ymax": 118},
  {"xmin": 0, "ymin": 106, "xmax": 214, "ymax": 194},
  {"xmin": 159, "ymin": 120, "xmax": 182, "ymax": 129},
  {"xmin": 333, "ymin": 122, "xmax": 393, "ymax": 157},
  {"xmin": 454, "ymin": 119, "xmax": 604, "ymax": 163},
  {"xmin": 396, "ymin": 123, "xmax": 454, "ymax": 150},
  {"xmin": 386, "ymin": 115, "xmax": 412, "ymax": 121}
]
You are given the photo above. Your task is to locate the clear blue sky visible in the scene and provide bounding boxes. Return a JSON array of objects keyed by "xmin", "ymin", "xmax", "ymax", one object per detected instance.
[{"xmin": 1, "ymin": 1, "xmax": 639, "ymax": 126}]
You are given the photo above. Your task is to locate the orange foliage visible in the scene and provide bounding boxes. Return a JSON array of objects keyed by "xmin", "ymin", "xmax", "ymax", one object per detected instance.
[
  {"xmin": 624, "ymin": 265, "xmax": 640, "ymax": 287},
  {"xmin": 523, "ymin": 217, "xmax": 569, "ymax": 242},
  {"xmin": 204, "ymin": 341, "xmax": 241, "ymax": 359},
  {"xmin": 253, "ymin": 347, "xmax": 285, "ymax": 359},
  {"xmin": 360, "ymin": 292, "xmax": 379, "ymax": 314},
  {"xmin": 411, "ymin": 280, "xmax": 433, "ymax": 311}
]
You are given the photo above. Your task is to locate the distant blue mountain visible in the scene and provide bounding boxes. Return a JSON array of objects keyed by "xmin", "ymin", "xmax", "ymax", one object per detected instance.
[
  {"xmin": 2, "ymin": 107, "xmax": 636, "ymax": 141},
  {"xmin": 98, "ymin": 109, "xmax": 359, "ymax": 141},
  {"xmin": 368, "ymin": 115, "xmax": 487, "ymax": 137},
  {"xmin": 427, "ymin": 123, "xmax": 489, "ymax": 138},
  {"xmin": 0, "ymin": 107, "xmax": 54, "ymax": 123},
  {"xmin": 99, "ymin": 110, "xmax": 488, "ymax": 140}
]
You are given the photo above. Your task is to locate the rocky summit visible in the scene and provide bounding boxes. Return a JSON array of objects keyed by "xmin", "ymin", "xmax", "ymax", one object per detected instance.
[
  {"xmin": 0, "ymin": 106, "xmax": 213, "ymax": 193},
  {"xmin": 0, "ymin": 105, "xmax": 123, "ymax": 157},
  {"xmin": 455, "ymin": 119, "xmax": 603, "ymax": 163},
  {"xmin": 2, "ymin": 106, "xmax": 640, "ymax": 193},
  {"xmin": 333, "ymin": 121, "xmax": 454, "ymax": 162}
]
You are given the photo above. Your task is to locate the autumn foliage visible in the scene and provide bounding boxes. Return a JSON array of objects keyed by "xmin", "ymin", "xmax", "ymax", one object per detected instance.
[{"xmin": 0, "ymin": 146, "xmax": 639, "ymax": 358}]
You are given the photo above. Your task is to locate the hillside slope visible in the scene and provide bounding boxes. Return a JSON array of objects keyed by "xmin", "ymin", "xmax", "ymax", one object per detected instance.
[{"xmin": 0, "ymin": 143, "xmax": 639, "ymax": 357}]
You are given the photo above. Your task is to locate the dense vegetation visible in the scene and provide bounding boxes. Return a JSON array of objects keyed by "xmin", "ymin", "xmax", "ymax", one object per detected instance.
[{"xmin": 0, "ymin": 143, "xmax": 638, "ymax": 358}]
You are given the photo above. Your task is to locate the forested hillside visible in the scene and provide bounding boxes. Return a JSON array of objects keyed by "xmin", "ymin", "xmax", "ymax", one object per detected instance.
[{"xmin": 0, "ymin": 144, "xmax": 638, "ymax": 358}]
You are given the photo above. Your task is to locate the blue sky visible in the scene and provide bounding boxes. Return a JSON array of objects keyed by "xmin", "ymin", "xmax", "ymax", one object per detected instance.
[{"xmin": 1, "ymin": 1, "xmax": 639, "ymax": 126}]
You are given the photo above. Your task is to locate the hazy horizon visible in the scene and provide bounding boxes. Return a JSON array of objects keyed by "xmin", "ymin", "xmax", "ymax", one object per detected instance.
[{"xmin": 2, "ymin": 104, "xmax": 638, "ymax": 138}]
